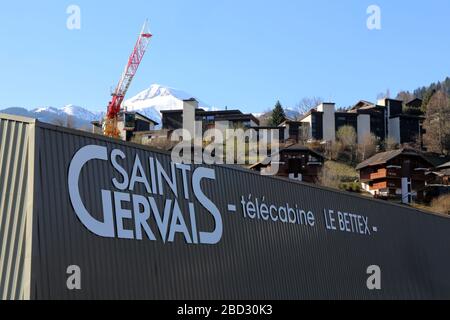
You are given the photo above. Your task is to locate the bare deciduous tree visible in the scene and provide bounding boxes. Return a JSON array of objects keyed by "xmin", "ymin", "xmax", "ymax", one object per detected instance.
[
  {"xmin": 358, "ymin": 133, "xmax": 378, "ymax": 161},
  {"xmin": 423, "ymin": 90, "xmax": 450, "ymax": 155},
  {"xmin": 402, "ymin": 134, "xmax": 422, "ymax": 152},
  {"xmin": 336, "ymin": 125, "xmax": 357, "ymax": 164},
  {"xmin": 295, "ymin": 97, "xmax": 323, "ymax": 118},
  {"xmin": 377, "ymin": 89, "xmax": 391, "ymax": 100},
  {"xmin": 384, "ymin": 137, "xmax": 399, "ymax": 151},
  {"xmin": 396, "ymin": 91, "xmax": 414, "ymax": 102},
  {"xmin": 337, "ymin": 126, "xmax": 357, "ymax": 148}
]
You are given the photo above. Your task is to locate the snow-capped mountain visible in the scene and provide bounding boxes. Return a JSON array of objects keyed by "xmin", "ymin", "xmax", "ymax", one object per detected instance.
[
  {"xmin": 32, "ymin": 105, "xmax": 103, "ymax": 126},
  {"xmin": 0, "ymin": 84, "xmax": 209, "ymax": 129},
  {"xmin": 285, "ymin": 108, "xmax": 301, "ymax": 120},
  {"xmin": 61, "ymin": 105, "xmax": 102, "ymax": 122},
  {"xmin": 0, "ymin": 105, "xmax": 104, "ymax": 130},
  {"xmin": 256, "ymin": 108, "xmax": 301, "ymax": 125},
  {"xmin": 123, "ymin": 84, "xmax": 209, "ymax": 124}
]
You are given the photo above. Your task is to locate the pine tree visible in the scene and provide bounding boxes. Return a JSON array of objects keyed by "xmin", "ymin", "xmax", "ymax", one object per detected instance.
[
  {"xmin": 444, "ymin": 77, "xmax": 450, "ymax": 96},
  {"xmin": 269, "ymin": 101, "xmax": 286, "ymax": 126}
]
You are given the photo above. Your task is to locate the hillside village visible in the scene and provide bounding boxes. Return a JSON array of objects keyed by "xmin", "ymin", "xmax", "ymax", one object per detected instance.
[
  {"xmin": 1, "ymin": 79, "xmax": 449, "ymax": 215},
  {"xmin": 4, "ymin": 0, "xmax": 450, "ymax": 302}
]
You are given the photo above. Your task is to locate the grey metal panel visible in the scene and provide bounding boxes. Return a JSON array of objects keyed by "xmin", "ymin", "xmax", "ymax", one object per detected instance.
[
  {"xmin": 0, "ymin": 115, "xmax": 34, "ymax": 300},
  {"xmin": 27, "ymin": 121, "xmax": 450, "ymax": 300}
]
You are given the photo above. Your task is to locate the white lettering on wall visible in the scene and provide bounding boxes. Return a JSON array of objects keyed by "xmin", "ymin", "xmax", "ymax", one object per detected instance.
[{"xmin": 68, "ymin": 145, "xmax": 223, "ymax": 245}]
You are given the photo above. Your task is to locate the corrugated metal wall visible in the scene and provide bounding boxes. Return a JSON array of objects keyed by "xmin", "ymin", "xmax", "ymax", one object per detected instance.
[
  {"xmin": 0, "ymin": 115, "xmax": 34, "ymax": 300},
  {"xmin": 2, "ymin": 113, "xmax": 450, "ymax": 300},
  {"xmin": 28, "ymin": 121, "xmax": 450, "ymax": 300}
]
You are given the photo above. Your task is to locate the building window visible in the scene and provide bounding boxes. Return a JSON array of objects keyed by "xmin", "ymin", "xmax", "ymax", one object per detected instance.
[{"xmin": 203, "ymin": 115, "xmax": 215, "ymax": 124}]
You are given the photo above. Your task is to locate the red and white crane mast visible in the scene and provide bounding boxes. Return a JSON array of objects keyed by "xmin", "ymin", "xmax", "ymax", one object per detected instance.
[{"xmin": 104, "ymin": 20, "xmax": 152, "ymax": 138}]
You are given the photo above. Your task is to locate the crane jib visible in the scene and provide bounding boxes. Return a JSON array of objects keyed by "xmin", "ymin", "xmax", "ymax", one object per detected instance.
[{"xmin": 103, "ymin": 20, "xmax": 152, "ymax": 137}]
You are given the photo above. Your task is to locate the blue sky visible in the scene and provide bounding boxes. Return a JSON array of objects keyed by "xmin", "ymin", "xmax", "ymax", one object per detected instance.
[{"xmin": 0, "ymin": 0, "xmax": 449, "ymax": 113}]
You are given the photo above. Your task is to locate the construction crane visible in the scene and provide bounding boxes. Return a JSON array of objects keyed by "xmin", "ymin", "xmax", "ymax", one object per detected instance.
[{"xmin": 103, "ymin": 20, "xmax": 152, "ymax": 138}]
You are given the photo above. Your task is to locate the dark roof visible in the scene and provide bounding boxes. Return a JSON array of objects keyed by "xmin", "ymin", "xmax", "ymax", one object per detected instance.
[
  {"xmin": 279, "ymin": 119, "xmax": 303, "ymax": 126},
  {"xmin": 249, "ymin": 144, "xmax": 324, "ymax": 169},
  {"xmin": 348, "ymin": 101, "xmax": 387, "ymax": 114},
  {"xmin": 356, "ymin": 149, "xmax": 403, "ymax": 170},
  {"xmin": 422, "ymin": 153, "xmax": 450, "ymax": 167},
  {"xmin": 356, "ymin": 148, "xmax": 434, "ymax": 170},
  {"xmin": 389, "ymin": 114, "xmax": 425, "ymax": 120},
  {"xmin": 160, "ymin": 108, "xmax": 259, "ymax": 125},
  {"xmin": 251, "ymin": 126, "xmax": 284, "ymax": 130},
  {"xmin": 335, "ymin": 112, "xmax": 358, "ymax": 117},
  {"xmin": 91, "ymin": 112, "xmax": 159, "ymax": 127},
  {"xmin": 160, "ymin": 108, "xmax": 240, "ymax": 115},
  {"xmin": 349, "ymin": 100, "xmax": 374, "ymax": 111},
  {"xmin": 438, "ymin": 161, "xmax": 450, "ymax": 170},
  {"xmin": 216, "ymin": 113, "xmax": 260, "ymax": 125},
  {"xmin": 132, "ymin": 129, "xmax": 168, "ymax": 135},
  {"xmin": 283, "ymin": 144, "xmax": 321, "ymax": 154},
  {"xmin": 161, "ymin": 108, "xmax": 243, "ymax": 115},
  {"xmin": 120, "ymin": 111, "xmax": 159, "ymax": 125},
  {"xmin": 406, "ymin": 98, "xmax": 423, "ymax": 107},
  {"xmin": 383, "ymin": 98, "xmax": 404, "ymax": 103}
]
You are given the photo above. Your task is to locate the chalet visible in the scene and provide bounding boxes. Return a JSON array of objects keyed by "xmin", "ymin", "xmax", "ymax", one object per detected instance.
[
  {"xmin": 423, "ymin": 160, "xmax": 450, "ymax": 202},
  {"xmin": 429, "ymin": 161, "xmax": 450, "ymax": 186},
  {"xmin": 249, "ymin": 144, "xmax": 325, "ymax": 183},
  {"xmin": 356, "ymin": 148, "xmax": 434, "ymax": 203},
  {"xmin": 405, "ymin": 98, "xmax": 423, "ymax": 110}
]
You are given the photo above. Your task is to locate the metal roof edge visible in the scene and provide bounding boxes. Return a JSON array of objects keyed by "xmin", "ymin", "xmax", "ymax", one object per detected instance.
[
  {"xmin": 0, "ymin": 113, "xmax": 37, "ymax": 124},
  {"xmin": 29, "ymin": 118, "xmax": 450, "ymax": 221}
]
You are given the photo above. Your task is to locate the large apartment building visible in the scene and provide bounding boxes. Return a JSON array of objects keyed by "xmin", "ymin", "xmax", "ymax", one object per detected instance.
[
  {"xmin": 161, "ymin": 99, "xmax": 260, "ymax": 132},
  {"xmin": 300, "ymin": 99, "xmax": 425, "ymax": 146}
]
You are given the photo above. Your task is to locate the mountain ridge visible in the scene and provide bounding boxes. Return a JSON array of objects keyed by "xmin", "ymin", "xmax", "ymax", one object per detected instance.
[{"xmin": 0, "ymin": 84, "xmax": 209, "ymax": 129}]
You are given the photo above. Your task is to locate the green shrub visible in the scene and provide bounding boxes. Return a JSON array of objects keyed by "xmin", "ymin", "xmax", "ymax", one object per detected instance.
[{"xmin": 338, "ymin": 182, "xmax": 361, "ymax": 193}]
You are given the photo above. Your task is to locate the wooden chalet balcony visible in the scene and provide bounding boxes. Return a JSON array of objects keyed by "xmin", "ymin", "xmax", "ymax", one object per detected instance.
[
  {"xmin": 370, "ymin": 179, "xmax": 402, "ymax": 191},
  {"xmin": 370, "ymin": 181, "xmax": 387, "ymax": 190},
  {"xmin": 370, "ymin": 169, "xmax": 387, "ymax": 180},
  {"xmin": 369, "ymin": 168, "xmax": 400, "ymax": 180}
]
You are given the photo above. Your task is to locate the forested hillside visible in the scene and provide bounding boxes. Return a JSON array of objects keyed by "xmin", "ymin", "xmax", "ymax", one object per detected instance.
[{"xmin": 397, "ymin": 77, "xmax": 450, "ymax": 110}]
